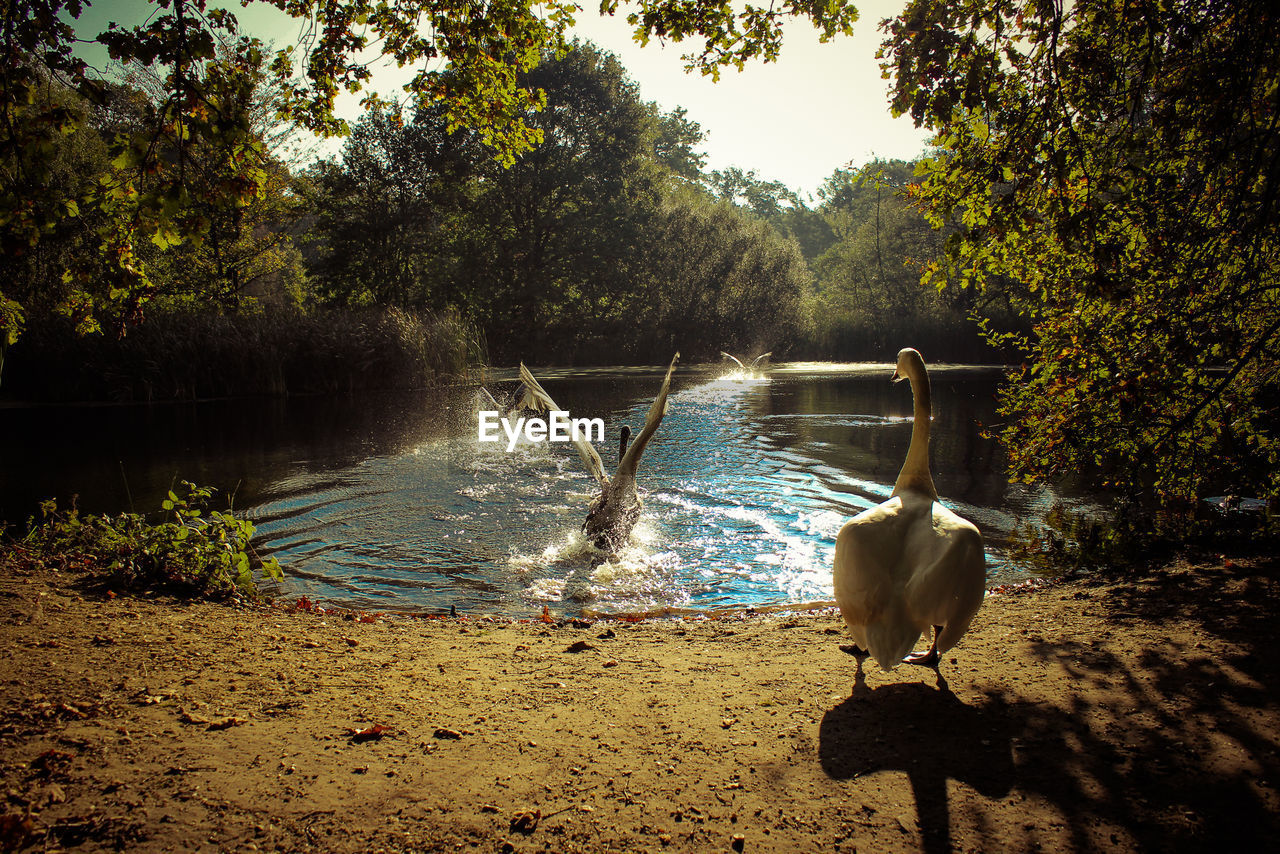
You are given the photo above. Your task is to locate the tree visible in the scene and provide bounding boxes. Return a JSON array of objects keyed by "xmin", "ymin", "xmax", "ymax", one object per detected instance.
[
  {"xmin": 636, "ymin": 189, "xmax": 810, "ymax": 361},
  {"xmin": 452, "ymin": 42, "xmax": 664, "ymax": 361},
  {"xmin": 311, "ymin": 102, "xmax": 477, "ymax": 311},
  {"xmin": 651, "ymin": 105, "xmax": 706, "ymax": 181},
  {"xmin": 706, "ymin": 166, "xmax": 801, "ymax": 219},
  {"xmin": 882, "ymin": 0, "xmax": 1280, "ymax": 520},
  {"xmin": 1, "ymin": 0, "xmax": 858, "ymax": 367},
  {"xmin": 119, "ymin": 48, "xmax": 312, "ymax": 309}
]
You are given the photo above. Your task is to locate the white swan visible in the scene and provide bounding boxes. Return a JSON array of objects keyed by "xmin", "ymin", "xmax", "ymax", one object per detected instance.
[
  {"xmin": 720, "ymin": 351, "xmax": 772, "ymax": 371},
  {"xmin": 513, "ymin": 354, "xmax": 679, "ymax": 552},
  {"xmin": 832, "ymin": 348, "xmax": 986, "ymax": 672}
]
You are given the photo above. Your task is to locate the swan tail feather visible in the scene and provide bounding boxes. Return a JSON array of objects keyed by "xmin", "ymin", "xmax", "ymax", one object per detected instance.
[
  {"xmin": 905, "ymin": 516, "xmax": 986, "ymax": 654},
  {"xmin": 865, "ymin": 605, "xmax": 923, "ymax": 672}
]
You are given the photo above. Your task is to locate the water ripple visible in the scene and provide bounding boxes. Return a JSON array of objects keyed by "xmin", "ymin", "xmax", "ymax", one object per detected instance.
[{"xmin": 249, "ymin": 365, "xmax": 1089, "ymax": 616}]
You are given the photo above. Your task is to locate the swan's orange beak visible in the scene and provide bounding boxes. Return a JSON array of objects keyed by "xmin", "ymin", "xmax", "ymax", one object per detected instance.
[{"xmin": 891, "ymin": 368, "xmax": 903, "ymax": 383}]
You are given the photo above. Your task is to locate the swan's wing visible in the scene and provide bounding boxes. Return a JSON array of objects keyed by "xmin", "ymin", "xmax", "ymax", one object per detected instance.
[
  {"xmin": 616, "ymin": 353, "xmax": 679, "ymax": 481},
  {"xmin": 720, "ymin": 352, "xmax": 745, "ymax": 369},
  {"xmin": 748, "ymin": 352, "xmax": 772, "ymax": 369},
  {"xmin": 516, "ymin": 363, "xmax": 608, "ymax": 486},
  {"xmin": 904, "ymin": 504, "xmax": 986, "ymax": 653},
  {"xmin": 832, "ymin": 497, "xmax": 923, "ymax": 670}
]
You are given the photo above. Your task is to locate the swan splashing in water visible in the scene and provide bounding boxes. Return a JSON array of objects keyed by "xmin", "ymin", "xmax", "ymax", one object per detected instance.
[
  {"xmin": 513, "ymin": 353, "xmax": 680, "ymax": 553},
  {"xmin": 720, "ymin": 351, "xmax": 772, "ymax": 378}
]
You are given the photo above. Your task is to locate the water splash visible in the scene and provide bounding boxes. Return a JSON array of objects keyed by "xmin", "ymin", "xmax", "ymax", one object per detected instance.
[{"xmin": 248, "ymin": 364, "xmax": 1087, "ymax": 616}]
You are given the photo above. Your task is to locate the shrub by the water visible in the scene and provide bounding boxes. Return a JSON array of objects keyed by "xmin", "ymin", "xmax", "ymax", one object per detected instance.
[
  {"xmin": 3, "ymin": 482, "xmax": 281, "ymax": 600},
  {"xmin": 2, "ymin": 307, "xmax": 483, "ymax": 402}
]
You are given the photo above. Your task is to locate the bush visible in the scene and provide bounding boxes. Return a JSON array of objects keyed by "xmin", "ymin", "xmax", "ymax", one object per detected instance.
[{"xmin": 5, "ymin": 482, "xmax": 281, "ymax": 600}]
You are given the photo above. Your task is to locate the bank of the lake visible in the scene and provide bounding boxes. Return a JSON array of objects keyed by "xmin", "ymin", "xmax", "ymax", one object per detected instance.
[{"xmin": 2, "ymin": 550, "xmax": 1278, "ymax": 852}]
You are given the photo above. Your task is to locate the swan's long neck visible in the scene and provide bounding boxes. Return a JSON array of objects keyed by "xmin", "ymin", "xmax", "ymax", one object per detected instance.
[{"xmin": 892, "ymin": 367, "xmax": 937, "ymax": 499}]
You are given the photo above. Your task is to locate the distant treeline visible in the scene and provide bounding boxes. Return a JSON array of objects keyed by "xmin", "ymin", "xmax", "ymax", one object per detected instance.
[
  {"xmin": 2, "ymin": 309, "xmax": 479, "ymax": 403},
  {"xmin": 2, "ymin": 42, "xmax": 1021, "ymax": 403}
]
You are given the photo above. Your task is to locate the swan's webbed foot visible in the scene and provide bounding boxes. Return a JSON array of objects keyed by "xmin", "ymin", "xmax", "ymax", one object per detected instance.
[
  {"xmin": 904, "ymin": 647, "xmax": 940, "ymax": 668},
  {"xmin": 904, "ymin": 625, "xmax": 943, "ymax": 669},
  {"xmin": 838, "ymin": 643, "xmax": 868, "ymax": 661}
]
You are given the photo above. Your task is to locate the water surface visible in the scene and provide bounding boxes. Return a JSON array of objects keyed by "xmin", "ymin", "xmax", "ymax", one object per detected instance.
[{"xmin": 1, "ymin": 363, "xmax": 1082, "ymax": 616}]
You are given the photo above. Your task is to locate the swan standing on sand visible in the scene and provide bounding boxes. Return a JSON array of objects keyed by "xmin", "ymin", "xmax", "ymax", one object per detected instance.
[
  {"xmin": 513, "ymin": 354, "xmax": 679, "ymax": 552},
  {"xmin": 832, "ymin": 348, "xmax": 986, "ymax": 672}
]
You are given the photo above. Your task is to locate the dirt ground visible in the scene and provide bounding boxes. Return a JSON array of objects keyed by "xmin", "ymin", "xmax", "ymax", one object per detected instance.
[{"xmin": 2, "ymin": 552, "xmax": 1279, "ymax": 853}]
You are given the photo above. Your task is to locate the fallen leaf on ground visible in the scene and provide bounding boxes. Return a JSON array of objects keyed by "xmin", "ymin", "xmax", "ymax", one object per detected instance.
[
  {"xmin": 178, "ymin": 709, "xmax": 210, "ymax": 725},
  {"xmin": 346, "ymin": 724, "xmax": 391, "ymax": 743},
  {"xmin": 206, "ymin": 716, "xmax": 248, "ymax": 731},
  {"xmin": 432, "ymin": 727, "xmax": 462, "ymax": 740},
  {"xmin": 31, "ymin": 749, "xmax": 75, "ymax": 775},
  {"xmin": 510, "ymin": 809, "xmax": 541, "ymax": 834},
  {"xmin": 565, "ymin": 640, "xmax": 595, "ymax": 653}
]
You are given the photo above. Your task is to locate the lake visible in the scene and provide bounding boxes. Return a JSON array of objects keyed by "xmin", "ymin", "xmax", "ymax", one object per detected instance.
[{"xmin": 0, "ymin": 362, "xmax": 1084, "ymax": 616}]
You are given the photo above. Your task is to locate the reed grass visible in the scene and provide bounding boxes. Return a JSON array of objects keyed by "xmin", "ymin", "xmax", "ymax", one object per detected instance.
[{"xmin": 3, "ymin": 307, "xmax": 484, "ymax": 402}]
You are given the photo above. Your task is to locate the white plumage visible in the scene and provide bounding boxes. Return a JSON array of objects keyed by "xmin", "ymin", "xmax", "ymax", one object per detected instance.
[
  {"xmin": 515, "ymin": 354, "xmax": 679, "ymax": 552},
  {"xmin": 720, "ymin": 351, "xmax": 772, "ymax": 371},
  {"xmin": 832, "ymin": 348, "xmax": 986, "ymax": 671}
]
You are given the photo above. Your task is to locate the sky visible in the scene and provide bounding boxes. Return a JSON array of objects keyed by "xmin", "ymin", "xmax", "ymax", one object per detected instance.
[
  {"xmin": 568, "ymin": 3, "xmax": 932, "ymax": 198},
  {"xmin": 69, "ymin": 1, "xmax": 931, "ymax": 199}
]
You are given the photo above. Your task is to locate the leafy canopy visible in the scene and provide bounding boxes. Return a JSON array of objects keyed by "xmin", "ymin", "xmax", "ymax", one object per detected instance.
[
  {"xmin": 1, "ymin": 0, "xmax": 857, "ymax": 362},
  {"xmin": 882, "ymin": 0, "xmax": 1280, "ymax": 520}
]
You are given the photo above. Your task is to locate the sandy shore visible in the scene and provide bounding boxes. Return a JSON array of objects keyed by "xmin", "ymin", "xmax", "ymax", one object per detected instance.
[{"xmin": 2, "ymin": 553, "xmax": 1279, "ymax": 853}]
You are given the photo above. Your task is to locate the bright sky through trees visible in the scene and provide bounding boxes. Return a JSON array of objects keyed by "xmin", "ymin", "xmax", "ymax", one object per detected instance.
[
  {"xmin": 68, "ymin": 0, "xmax": 928, "ymax": 198},
  {"xmin": 570, "ymin": 1, "xmax": 931, "ymax": 198}
]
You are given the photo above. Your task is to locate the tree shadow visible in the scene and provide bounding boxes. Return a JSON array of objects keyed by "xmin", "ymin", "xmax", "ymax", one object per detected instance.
[
  {"xmin": 819, "ymin": 678, "xmax": 1016, "ymax": 854},
  {"xmin": 818, "ymin": 557, "xmax": 1280, "ymax": 851},
  {"xmin": 1002, "ymin": 634, "xmax": 1280, "ymax": 851}
]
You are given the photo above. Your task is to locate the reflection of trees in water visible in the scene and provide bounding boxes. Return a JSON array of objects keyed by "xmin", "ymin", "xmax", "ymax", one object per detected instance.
[
  {"xmin": 0, "ymin": 388, "xmax": 477, "ymax": 521},
  {"xmin": 1, "ymin": 368, "xmax": 1023, "ymax": 523},
  {"xmin": 747, "ymin": 372, "xmax": 1009, "ymax": 507}
]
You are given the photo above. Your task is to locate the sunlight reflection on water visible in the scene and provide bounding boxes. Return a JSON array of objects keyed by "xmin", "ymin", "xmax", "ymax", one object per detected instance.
[{"xmin": 242, "ymin": 363, "xmax": 1088, "ymax": 617}]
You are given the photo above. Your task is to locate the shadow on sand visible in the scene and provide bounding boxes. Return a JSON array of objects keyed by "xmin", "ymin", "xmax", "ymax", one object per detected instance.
[
  {"xmin": 819, "ymin": 676, "xmax": 1015, "ymax": 854},
  {"xmin": 819, "ymin": 556, "xmax": 1280, "ymax": 852}
]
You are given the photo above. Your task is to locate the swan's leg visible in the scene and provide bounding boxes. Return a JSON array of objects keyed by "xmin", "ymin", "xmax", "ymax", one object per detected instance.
[
  {"xmin": 839, "ymin": 644, "xmax": 868, "ymax": 691},
  {"xmin": 904, "ymin": 625, "xmax": 943, "ymax": 668},
  {"xmin": 839, "ymin": 643, "xmax": 869, "ymax": 660}
]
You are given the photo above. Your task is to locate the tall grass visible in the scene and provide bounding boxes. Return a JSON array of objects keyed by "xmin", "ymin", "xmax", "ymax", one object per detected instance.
[{"xmin": 3, "ymin": 307, "xmax": 484, "ymax": 402}]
